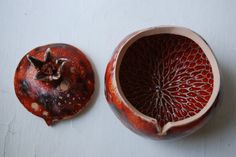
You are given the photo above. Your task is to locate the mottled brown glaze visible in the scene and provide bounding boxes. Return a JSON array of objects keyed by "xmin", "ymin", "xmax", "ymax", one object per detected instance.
[
  {"xmin": 105, "ymin": 27, "xmax": 221, "ymax": 139},
  {"xmin": 14, "ymin": 44, "xmax": 95, "ymax": 125}
]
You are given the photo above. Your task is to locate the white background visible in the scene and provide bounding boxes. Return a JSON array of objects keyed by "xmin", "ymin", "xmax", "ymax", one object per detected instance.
[{"xmin": 0, "ymin": 0, "xmax": 236, "ymax": 157}]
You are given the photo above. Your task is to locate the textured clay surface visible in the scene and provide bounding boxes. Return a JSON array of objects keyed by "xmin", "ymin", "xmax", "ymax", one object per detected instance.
[
  {"xmin": 119, "ymin": 34, "xmax": 213, "ymax": 127},
  {"xmin": 14, "ymin": 44, "xmax": 94, "ymax": 125}
]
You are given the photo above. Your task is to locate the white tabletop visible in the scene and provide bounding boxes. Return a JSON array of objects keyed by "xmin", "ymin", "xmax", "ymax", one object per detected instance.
[{"xmin": 0, "ymin": 0, "xmax": 235, "ymax": 156}]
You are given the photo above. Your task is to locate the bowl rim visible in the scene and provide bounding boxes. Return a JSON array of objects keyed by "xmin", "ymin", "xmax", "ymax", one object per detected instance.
[{"xmin": 113, "ymin": 26, "xmax": 221, "ymax": 135}]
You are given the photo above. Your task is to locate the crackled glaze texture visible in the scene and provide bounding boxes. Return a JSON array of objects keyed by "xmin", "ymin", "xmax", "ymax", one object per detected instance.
[{"xmin": 119, "ymin": 34, "xmax": 213, "ymax": 127}]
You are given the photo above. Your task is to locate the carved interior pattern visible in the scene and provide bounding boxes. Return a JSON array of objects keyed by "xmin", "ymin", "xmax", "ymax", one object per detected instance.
[{"xmin": 119, "ymin": 34, "xmax": 213, "ymax": 127}]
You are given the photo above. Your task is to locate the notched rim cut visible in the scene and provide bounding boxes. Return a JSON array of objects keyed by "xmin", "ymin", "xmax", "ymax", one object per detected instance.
[{"xmin": 114, "ymin": 26, "xmax": 221, "ymax": 135}]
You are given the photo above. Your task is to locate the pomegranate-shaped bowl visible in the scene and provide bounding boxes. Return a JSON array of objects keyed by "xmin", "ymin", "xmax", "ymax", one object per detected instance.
[
  {"xmin": 14, "ymin": 44, "xmax": 95, "ymax": 125},
  {"xmin": 105, "ymin": 26, "xmax": 221, "ymax": 140}
]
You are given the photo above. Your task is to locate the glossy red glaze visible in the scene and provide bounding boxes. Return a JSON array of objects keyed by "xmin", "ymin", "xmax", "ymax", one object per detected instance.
[
  {"xmin": 14, "ymin": 44, "xmax": 95, "ymax": 125},
  {"xmin": 119, "ymin": 34, "xmax": 213, "ymax": 127},
  {"xmin": 105, "ymin": 27, "xmax": 221, "ymax": 139}
]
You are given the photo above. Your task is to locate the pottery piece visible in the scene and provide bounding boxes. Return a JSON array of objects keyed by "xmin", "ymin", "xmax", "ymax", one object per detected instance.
[
  {"xmin": 14, "ymin": 43, "xmax": 95, "ymax": 125},
  {"xmin": 105, "ymin": 26, "xmax": 222, "ymax": 139}
]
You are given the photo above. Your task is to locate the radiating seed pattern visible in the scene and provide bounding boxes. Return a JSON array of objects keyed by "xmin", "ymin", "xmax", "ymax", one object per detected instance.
[{"xmin": 119, "ymin": 34, "xmax": 213, "ymax": 127}]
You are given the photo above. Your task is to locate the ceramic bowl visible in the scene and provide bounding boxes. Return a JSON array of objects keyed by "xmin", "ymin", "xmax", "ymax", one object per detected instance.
[{"xmin": 105, "ymin": 26, "xmax": 222, "ymax": 140}]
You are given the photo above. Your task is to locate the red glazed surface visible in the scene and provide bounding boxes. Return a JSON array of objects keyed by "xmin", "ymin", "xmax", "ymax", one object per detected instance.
[
  {"xmin": 119, "ymin": 34, "xmax": 213, "ymax": 127},
  {"xmin": 105, "ymin": 27, "xmax": 221, "ymax": 139},
  {"xmin": 14, "ymin": 44, "xmax": 95, "ymax": 125}
]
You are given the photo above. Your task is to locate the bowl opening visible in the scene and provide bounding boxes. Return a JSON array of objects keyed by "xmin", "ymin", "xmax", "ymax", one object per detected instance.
[{"xmin": 115, "ymin": 27, "xmax": 220, "ymax": 131}]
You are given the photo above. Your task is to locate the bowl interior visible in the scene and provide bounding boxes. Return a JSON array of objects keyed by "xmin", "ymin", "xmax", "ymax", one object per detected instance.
[{"xmin": 118, "ymin": 32, "xmax": 214, "ymax": 127}]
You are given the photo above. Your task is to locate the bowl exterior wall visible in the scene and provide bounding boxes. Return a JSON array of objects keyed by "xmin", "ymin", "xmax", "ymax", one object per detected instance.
[{"xmin": 104, "ymin": 27, "xmax": 222, "ymax": 140}]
